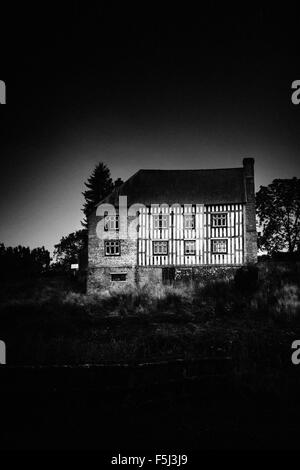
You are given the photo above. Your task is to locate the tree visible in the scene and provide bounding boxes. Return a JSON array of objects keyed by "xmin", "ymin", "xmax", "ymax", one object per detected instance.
[
  {"xmin": 53, "ymin": 230, "xmax": 88, "ymax": 271},
  {"xmin": 114, "ymin": 177, "xmax": 124, "ymax": 189},
  {"xmin": 30, "ymin": 247, "xmax": 51, "ymax": 274},
  {"xmin": 82, "ymin": 163, "xmax": 114, "ymax": 227},
  {"xmin": 256, "ymin": 178, "xmax": 300, "ymax": 254}
]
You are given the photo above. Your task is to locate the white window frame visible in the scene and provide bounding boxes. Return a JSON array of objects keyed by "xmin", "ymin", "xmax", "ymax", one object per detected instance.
[
  {"xmin": 111, "ymin": 273, "xmax": 127, "ymax": 282},
  {"xmin": 184, "ymin": 240, "xmax": 196, "ymax": 255},
  {"xmin": 212, "ymin": 213, "xmax": 228, "ymax": 228},
  {"xmin": 153, "ymin": 241, "xmax": 168, "ymax": 255},
  {"xmin": 153, "ymin": 214, "xmax": 169, "ymax": 229},
  {"xmin": 211, "ymin": 239, "xmax": 228, "ymax": 254},
  {"xmin": 104, "ymin": 215, "xmax": 119, "ymax": 231},
  {"xmin": 105, "ymin": 240, "xmax": 121, "ymax": 256},
  {"xmin": 184, "ymin": 215, "xmax": 195, "ymax": 229}
]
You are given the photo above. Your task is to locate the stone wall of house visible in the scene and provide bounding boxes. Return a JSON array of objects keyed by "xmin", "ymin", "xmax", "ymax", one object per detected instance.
[
  {"xmin": 136, "ymin": 266, "xmax": 163, "ymax": 287},
  {"xmin": 136, "ymin": 265, "xmax": 240, "ymax": 287},
  {"xmin": 88, "ymin": 264, "xmax": 240, "ymax": 292},
  {"xmin": 174, "ymin": 266, "xmax": 239, "ymax": 283},
  {"xmin": 87, "ymin": 266, "xmax": 136, "ymax": 292},
  {"xmin": 87, "ymin": 210, "xmax": 138, "ymax": 293}
]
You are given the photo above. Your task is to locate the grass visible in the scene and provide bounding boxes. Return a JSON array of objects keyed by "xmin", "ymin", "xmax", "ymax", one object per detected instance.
[
  {"xmin": 0, "ymin": 264, "xmax": 299, "ymax": 366},
  {"xmin": 1, "ymin": 264, "xmax": 300, "ymax": 451}
]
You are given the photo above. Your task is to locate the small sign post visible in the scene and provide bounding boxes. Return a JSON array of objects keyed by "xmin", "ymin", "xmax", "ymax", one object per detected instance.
[{"xmin": 71, "ymin": 263, "xmax": 79, "ymax": 277}]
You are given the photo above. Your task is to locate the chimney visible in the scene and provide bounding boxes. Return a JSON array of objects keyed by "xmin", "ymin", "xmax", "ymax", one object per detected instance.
[
  {"xmin": 243, "ymin": 158, "xmax": 257, "ymax": 264},
  {"xmin": 243, "ymin": 158, "xmax": 255, "ymax": 178},
  {"xmin": 243, "ymin": 158, "xmax": 255, "ymax": 202}
]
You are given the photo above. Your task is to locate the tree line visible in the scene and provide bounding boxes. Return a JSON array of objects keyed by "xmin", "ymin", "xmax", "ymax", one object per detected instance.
[{"xmin": 0, "ymin": 244, "xmax": 50, "ymax": 280}]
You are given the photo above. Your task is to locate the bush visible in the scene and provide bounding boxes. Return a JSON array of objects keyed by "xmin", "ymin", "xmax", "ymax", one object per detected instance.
[
  {"xmin": 274, "ymin": 284, "xmax": 300, "ymax": 319},
  {"xmin": 234, "ymin": 265, "xmax": 259, "ymax": 294}
]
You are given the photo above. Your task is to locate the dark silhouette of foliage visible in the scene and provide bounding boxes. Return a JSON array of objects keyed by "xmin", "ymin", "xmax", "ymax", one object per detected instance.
[
  {"xmin": 234, "ymin": 265, "xmax": 259, "ymax": 294},
  {"xmin": 114, "ymin": 177, "xmax": 124, "ymax": 189},
  {"xmin": 82, "ymin": 162, "xmax": 114, "ymax": 227},
  {"xmin": 82, "ymin": 163, "xmax": 123, "ymax": 227},
  {"xmin": 0, "ymin": 243, "xmax": 50, "ymax": 280},
  {"xmin": 256, "ymin": 178, "xmax": 300, "ymax": 254},
  {"xmin": 53, "ymin": 229, "xmax": 87, "ymax": 271}
]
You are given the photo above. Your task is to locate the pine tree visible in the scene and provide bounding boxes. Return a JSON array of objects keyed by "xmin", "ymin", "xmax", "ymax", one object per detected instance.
[{"xmin": 82, "ymin": 163, "xmax": 114, "ymax": 227}]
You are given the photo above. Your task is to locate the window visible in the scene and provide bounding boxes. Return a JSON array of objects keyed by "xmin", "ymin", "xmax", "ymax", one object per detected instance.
[
  {"xmin": 184, "ymin": 240, "xmax": 196, "ymax": 255},
  {"xmin": 212, "ymin": 213, "xmax": 227, "ymax": 227},
  {"xmin": 153, "ymin": 214, "xmax": 169, "ymax": 229},
  {"xmin": 111, "ymin": 273, "xmax": 126, "ymax": 282},
  {"xmin": 184, "ymin": 215, "xmax": 195, "ymax": 229},
  {"xmin": 104, "ymin": 240, "xmax": 120, "ymax": 256},
  {"xmin": 104, "ymin": 215, "xmax": 119, "ymax": 231},
  {"xmin": 153, "ymin": 241, "xmax": 168, "ymax": 255},
  {"xmin": 211, "ymin": 239, "xmax": 228, "ymax": 254}
]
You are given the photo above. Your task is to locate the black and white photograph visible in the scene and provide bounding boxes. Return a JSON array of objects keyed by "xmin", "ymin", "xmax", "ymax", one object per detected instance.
[{"xmin": 1, "ymin": 2, "xmax": 300, "ymax": 458}]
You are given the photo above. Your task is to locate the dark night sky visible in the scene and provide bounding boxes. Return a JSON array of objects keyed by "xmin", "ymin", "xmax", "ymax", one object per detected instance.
[{"xmin": 0, "ymin": 3, "xmax": 300, "ymax": 254}]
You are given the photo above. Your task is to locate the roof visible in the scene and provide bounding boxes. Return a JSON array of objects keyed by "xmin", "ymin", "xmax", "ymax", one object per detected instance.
[{"xmin": 98, "ymin": 167, "xmax": 247, "ymax": 207}]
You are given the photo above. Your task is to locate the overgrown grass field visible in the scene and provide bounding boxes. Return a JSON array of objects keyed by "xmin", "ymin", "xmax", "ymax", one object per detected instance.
[{"xmin": 0, "ymin": 262, "xmax": 299, "ymax": 370}]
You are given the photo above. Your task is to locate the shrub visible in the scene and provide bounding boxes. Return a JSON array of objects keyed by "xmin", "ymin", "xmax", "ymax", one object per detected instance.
[
  {"xmin": 274, "ymin": 284, "xmax": 300, "ymax": 319},
  {"xmin": 234, "ymin": 265, "xmax": 259, "ymax": 294}
]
